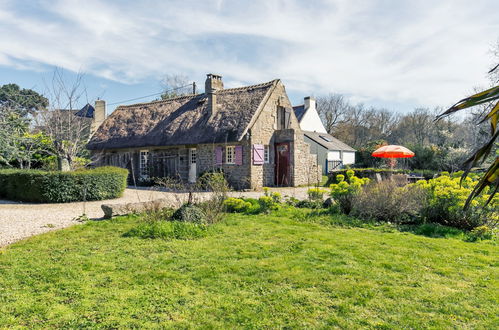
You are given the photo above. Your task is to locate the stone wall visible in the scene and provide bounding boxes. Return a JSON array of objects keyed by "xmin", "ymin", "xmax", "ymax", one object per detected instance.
[
  {"xmin": 91, "ymin": 81, "xmax": 321, "ymax": 189},
  {"xmin": 248, "ymin": 81, "xmax": 321, "ymax": 188},
  {"xmin": 91, "ymin": 141, "xmax": 253, "ymax": 189}
]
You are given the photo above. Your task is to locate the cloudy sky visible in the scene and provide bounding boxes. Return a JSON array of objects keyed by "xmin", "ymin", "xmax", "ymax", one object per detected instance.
[{"xmin": 0, "ymin": 0, "xmax": 497, "ymax": 113}]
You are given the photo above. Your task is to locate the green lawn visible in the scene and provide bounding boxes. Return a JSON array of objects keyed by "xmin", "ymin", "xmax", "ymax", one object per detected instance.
[{"xmin": 0, "ymin": 209, "xmax": 497, "ymax": 328}]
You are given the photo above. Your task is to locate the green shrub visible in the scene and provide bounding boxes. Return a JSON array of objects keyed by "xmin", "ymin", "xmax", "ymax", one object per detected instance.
[
  {"xmin": 0, "ymin": 166, "xmax": 128, "ymax": 203},
  {"xmin": 295, "ymin": 200, "xmax": 323, "ymax": 209},
  {"xmin": 172, "ymin": 203, "xmax": 206, "ymax": 224},
  {"xmin": 307, "ymin": 187, "xmax": 327, "ymax": 201},
  {"xmin": 124, "ymin": 221, "xmax": 209, "ymax": 240},
  {"xmin": 223, "ymin": 198, "xmax": 252, "ymax": 213},
  {"xmin": 466, "ymin": 226, "xmax": 495, "ymax": 242},
  {"xmin": 198, "ymin": 170, "xmax": 229, "ymax": 191},
  {"xmin": 258, "ymin": 195, "xmax": 279, "ymax": 213},
  {"xmin": 242, "ymin": 198, "xmax": 262, "ymax": 214},
  {"xmin": 263, "ymin": 187, "xmax": 282, "ymax": 203},
  {"xmin": 329, "ymin": 170, "xmax": 370, "ymax": 214},
  {"xmin": 327, "ymin": 168, "xmax": 437, "ymax": 185},
  {"xmin": 142, "ymin": 207, "xmax": 175, "ymax": 223},
  {"xmin": 415, "ymin": 175, "xmax": 498, "ymax": 230}
]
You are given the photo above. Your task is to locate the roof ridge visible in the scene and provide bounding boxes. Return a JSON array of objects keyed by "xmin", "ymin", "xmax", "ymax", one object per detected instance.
[
  {"xmin": 220, "ymin": 79, "xmax": 278, "ymax": 93},
  {"xmin": 117, "ymin": 79, "xmax": 279, "ymax": 109},
  {"xmin": 118, "ymin": 93, "xmax": 199, "ymax": 109}
]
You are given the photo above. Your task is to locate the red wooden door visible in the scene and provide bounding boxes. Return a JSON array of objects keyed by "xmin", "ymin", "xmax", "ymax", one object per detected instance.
[{"xmin": 275, "ymin": 142, "xmax": 290, "ymax": 186}]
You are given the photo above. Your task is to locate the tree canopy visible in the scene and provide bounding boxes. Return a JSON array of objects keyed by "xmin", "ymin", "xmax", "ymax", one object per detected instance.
[{"xmin": 0, "ymin": 84, "xmax": 48, "ymax": 117}]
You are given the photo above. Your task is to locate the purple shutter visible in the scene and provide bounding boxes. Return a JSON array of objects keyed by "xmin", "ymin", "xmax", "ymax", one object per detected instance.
[
  {"xmin": 253, "ymin": 144, "xmax": 264, "ymax": 165},
  {"xmin": 235, "ymin": 146, "xmax": 243, "ymax": 165},
  {"xmin": 215, "ymin": 146, "xmax": 223, "ymax": 165}
]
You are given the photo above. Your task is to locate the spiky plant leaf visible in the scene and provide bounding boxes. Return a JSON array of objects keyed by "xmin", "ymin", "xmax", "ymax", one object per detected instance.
[{"xmin": 438, "ymin": 65, "xmax": 498, "ymax": 208}]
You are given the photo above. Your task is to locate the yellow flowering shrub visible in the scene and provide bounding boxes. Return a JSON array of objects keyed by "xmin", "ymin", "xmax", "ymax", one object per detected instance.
[
  {"xmin": 223, "ymin": 198, "xmax": 252, "ymax": 213},
  {"xmin": 330, "ymin": 170, "xmax": 370, "ymax": 214},
  {"xmin": 414, "ymin": 172, "xmax": 498, "ymax": 230},
  {"xmin": 307, "ymin": 187, "xmax": 328, "ymax": 201}
]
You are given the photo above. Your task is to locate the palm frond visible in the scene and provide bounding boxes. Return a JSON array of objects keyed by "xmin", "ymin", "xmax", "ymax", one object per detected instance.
[
  {"xmin": 464, "ymin": 157, "xmax": 499, "ymax": 208},
  {"xmin": 436, "ymin": 86, "xmax": 499, "ymax": 120}
]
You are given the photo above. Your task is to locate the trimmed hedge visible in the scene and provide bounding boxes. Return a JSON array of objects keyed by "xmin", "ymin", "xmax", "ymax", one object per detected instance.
[
  {"xmin": 0, "ymin": 166, "xmax": 128, "ymax": 203},
  {"xmin": 327, "ymin": 168, "xmax": 437, "ymax": 185}
]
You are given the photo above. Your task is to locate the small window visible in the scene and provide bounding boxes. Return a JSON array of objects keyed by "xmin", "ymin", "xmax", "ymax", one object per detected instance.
[
  {"xmin": 264, "ymin": 145, "xmax": 270, "ymax": 163},
  {"xmin": 226, "ymin": 146, "xmax": 235, "ymax": 164},
  {"xmin": 140, "ymin": 150, "xmax": 149, "ymax": 177},
  {"xmin": 277, "ymin": 106, "xmax": 291, "ymax": 130}
]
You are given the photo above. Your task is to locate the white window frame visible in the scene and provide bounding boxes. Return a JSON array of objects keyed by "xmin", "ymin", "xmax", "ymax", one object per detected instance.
[
  {"xmin": 226, "ymin": 146, "xmax": 235, "ymax": 164},
  {"xmin": 189, "ymin": 148, "xmax": 197, "ymax": 164},
  {"xmin": 264, "ymin": 145, "xmax": 270, "ymax": 163},
  {"xmin": 140, "ymin": 150, "xmax": 149, "ymax": 178}
]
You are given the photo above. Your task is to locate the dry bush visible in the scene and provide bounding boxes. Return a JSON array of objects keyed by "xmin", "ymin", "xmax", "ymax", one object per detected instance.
[
  {"xmin": 153, "ymin": 172, "xmax": 230, "ymax": 224},
  {"xmin": 352, "ymin": 180, "xmax": 427, "ymax": 224}
]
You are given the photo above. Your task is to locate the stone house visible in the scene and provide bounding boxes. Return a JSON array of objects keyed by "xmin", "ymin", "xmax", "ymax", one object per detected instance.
[
  {"xmin": 87, "ymin": 74, "xmax": 321, "ymax": 189},
  {"xmin": 293, "ymin": 96, "xmax": 355, "ymax": 173}
]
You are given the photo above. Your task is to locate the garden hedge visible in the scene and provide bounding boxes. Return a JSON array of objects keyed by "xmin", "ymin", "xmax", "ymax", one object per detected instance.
[
  {"xmin": 0, "ymin": 166, "xmax": 128, "ymax": 203},
  {"xmin": 327, "ymin": 168, "xmax": 437, "ymax": 185}
]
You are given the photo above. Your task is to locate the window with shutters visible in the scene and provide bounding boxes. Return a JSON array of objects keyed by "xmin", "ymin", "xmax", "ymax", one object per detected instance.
[
  {"xmin": 226, "ymin": 146, "xmax": 235, "ymax": 164},
  {"xmin": 277, "ymin": 106, "xmax": 290, "ymax": 130},
  {"xmin": 264, "ymin": 145, "xmax": 270, "ymax": 163}
]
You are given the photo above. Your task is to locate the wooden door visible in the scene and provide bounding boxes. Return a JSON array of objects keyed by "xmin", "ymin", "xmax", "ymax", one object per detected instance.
[{"xmin": 275, "ymin": 142, "xmax": 290, "ymax": 186}]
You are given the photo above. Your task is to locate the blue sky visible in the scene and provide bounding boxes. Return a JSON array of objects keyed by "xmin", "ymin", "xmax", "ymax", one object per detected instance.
[{"xmin": 0, "ymin": 0, "xmax": 497, "ymax": 115}]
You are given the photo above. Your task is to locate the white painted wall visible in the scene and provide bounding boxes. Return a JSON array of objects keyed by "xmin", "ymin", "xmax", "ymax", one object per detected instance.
[
  {"xmin": 299, "ymin": 98, "xmax": 327, "ymax": 133},
  {"xmin": 343, "ymin": 151, "xmax": 355, "ymax": 165},
  {"xmin": 327, "ymin": 151, "xmax": 341, "ymax": 161},
  {"xmin": 328, "ymin": 150, "xmax": 355, "ymax": 164}
]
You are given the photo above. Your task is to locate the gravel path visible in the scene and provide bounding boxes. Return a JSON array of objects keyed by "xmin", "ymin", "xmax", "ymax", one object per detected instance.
[{"xmin": 0, "ymin": 187, "xmax": 309, "ymax": 247}]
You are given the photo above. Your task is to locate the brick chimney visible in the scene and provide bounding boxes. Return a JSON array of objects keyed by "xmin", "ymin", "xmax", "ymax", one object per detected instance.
[
  {"xmin": 91, "ymin": 99, "xmax": 106, "ymax": 135},
  {"xmin": 205, "ymin": 74, "xmax": 223, "ymax": 117}
]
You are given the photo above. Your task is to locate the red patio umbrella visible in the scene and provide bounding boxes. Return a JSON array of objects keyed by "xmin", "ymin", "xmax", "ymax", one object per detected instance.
[
  {"xmin": 372, "ymin": 145, "xmax": 415, "ymax": 158},
  {"xmin": 372, "ymin": 145, "xmax": 415, "ymax": 170}
]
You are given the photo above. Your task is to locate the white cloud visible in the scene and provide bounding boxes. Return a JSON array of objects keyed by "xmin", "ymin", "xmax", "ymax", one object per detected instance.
[{"xmin": 0, "ymin": 0, "xmax": 497, "ymax": 110}]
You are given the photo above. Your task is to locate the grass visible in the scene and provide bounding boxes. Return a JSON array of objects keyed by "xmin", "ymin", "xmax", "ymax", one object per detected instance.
[{"xmin": 0, "ymin": 208, "xmax": 497, "ymax": 328}]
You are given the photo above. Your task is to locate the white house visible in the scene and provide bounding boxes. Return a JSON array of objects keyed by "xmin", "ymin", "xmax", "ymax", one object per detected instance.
[{"xmin": 293, "ymin": 96, "xmax": 356, "ymax": 173}]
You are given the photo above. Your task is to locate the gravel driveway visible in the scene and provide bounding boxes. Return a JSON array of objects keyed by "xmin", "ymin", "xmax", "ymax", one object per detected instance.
[{"xmin": 0, "ymin": 187, "xmax": 309, "ymax": 247}]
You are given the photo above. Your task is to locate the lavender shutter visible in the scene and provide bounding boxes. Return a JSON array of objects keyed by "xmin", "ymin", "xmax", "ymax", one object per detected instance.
[
  {"xmin": 253, "ymin": 144, "xmax": 264, "ymax": 165},
  {"xmin": 235, "ymin": 146, "xmax": 243, "ymax": 165},
  {"xmin": 215, "ymin": 146, "xmax": 223, "ymax": 165}
]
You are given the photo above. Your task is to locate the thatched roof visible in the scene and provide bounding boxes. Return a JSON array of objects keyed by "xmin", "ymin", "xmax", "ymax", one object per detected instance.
[{"xmin": 87, "ymin": 80, "xmax": 278, "ymax": 150}]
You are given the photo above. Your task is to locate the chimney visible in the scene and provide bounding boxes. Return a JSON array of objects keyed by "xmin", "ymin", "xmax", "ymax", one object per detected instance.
[
  {"xmin": 205, "ymin": 74, "xmax": 223, "ymax": 117},
  {"xmin": 91, "ymin": 99, "xmax": 106, "ymax": 135},
  {"xmin": 304, "ymin": 96, "xmax": 316, "ymax": 111}
]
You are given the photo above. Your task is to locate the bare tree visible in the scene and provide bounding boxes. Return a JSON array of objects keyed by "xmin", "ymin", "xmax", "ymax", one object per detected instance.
[
  {"xmin": 316, "ymin": 93, "xmax": 350, "ymax": 134},
  {"xmin": 35, "ymin": 68, "xmax": 91, "ymax": 171},
  {"xmin": 489, "ymin": 39, "xmax": 499, "ymax": 84},
  {"xmin": 160, "ymin": 74, "xmax": 193, "ymax": 99}
]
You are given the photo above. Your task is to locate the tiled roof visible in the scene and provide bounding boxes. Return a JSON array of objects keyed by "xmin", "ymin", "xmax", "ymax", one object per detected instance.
[
  {"xmin": 303, "ymin": 130, "xmax": 356, "ymax": 152},
  {"xmin": 292, "ymin": 104, "xmax": 306, "ymax": 122}
]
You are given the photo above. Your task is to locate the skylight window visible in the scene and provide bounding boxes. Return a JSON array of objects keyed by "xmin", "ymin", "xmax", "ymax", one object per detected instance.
[{"xmin": 320, "ymin": 135, "xmax": 332, "ymax": 142}]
